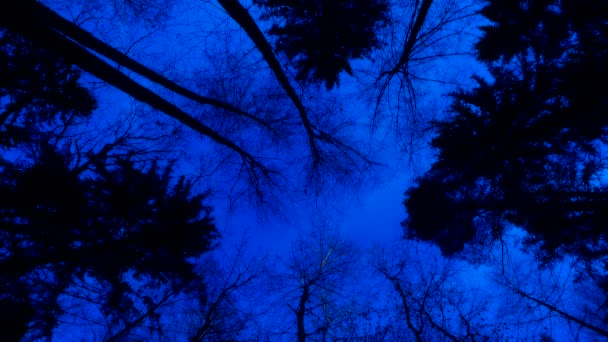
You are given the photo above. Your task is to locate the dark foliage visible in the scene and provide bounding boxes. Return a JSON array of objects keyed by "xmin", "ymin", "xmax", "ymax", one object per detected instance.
[
  {"xmin": 0, "ymin": 150, "xmax": 217, "ymax": 340},
  {"xmin": 254, "ymin": 0, "xmax": 390, "ymax": 89},
  {"xmin": 0, "ymin": 30, "xmax": 96, "ymax": 147},
  {"xmin": 0, "ymin": 30, "xmax": 217, "ymax": 341},
  {"xmin": 403, "ymin": 0, "xmax": 608, "ymax": 261}
]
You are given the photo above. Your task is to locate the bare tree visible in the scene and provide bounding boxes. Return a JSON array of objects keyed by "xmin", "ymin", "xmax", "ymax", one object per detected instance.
[
  {"xmin": 362, "ymin": 0, "xmax": 481, "ymax": 150},
  {"xmin": 1, "ymin": 0, "xmax": 374, "ymax": 203},
  {"xmin": 184, "ymin": 241, "xmax": 267, "ymax": 342},
  {"xmin": 492, "ymin": 248, "xmax": 608, "ymax": 341},
  {"xmin": 53, "ymin": 239, "xmax": 267, "ymax": 341},
  {"xmin": 264, "ymin": 226, "xmax": 362, "ymax": 342},
  {"xmin": 372, "ymin": 240, "xmax": 498, "ymax": 341}
]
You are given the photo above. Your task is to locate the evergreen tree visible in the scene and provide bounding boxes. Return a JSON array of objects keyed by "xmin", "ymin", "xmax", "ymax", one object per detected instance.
[
  {"xmin": 0, "ymin": 30, "xmax": 96, "ymax": 147},
  {"xmin": 0, "ymin": 30, "xmax": 217, "ymax": 341},
  {"xmin": 254, "ymin": 0, "xmax": 390, "ymax": 89},
  {"xmin": 403, "ymin": 0, "xmax": 608, "ymax": 261}
]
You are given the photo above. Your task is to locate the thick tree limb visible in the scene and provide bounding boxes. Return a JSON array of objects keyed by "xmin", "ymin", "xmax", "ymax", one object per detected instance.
[
  {"xmin": 5, "ymin": 0, "xmax": 272, "ymax": 128},
  {"xmin": 216, "ymin": 0, "xmax": 320, "ymax": 160},
  {"xmin": 0, "ymin": 0, "xmax": 278, "ymax": 195},
  {"xmin": 6, "ymin": 23, "xmax": 266, "ymax": 174}
]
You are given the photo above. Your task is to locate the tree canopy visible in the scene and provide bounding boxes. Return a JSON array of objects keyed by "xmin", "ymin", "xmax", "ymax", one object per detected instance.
[
  {"xmin": 404, "ymin": 0, "xmax": 608, "ymax": 261},
  {"xmin": 10, "ymin": 0, "xmax": 608, "ymax": 340},
  {"xmin": 254, "ymin": 0, "xmax": 390, "ymax": 89},
  {"xmin": 1, "ymin": 0, "xmax": 467, "ymax": 338},
  {"xmin": 0, "ymin": 29, "xmax": 217, "ymax": 341}
]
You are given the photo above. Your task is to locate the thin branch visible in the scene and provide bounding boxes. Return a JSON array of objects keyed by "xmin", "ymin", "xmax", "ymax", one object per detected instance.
[
  {"xmin": 215, "ymin": 0, "xmax": 320, "ymax": 162},
  {"xmin": 4, "ymin": 0, "xmax": 274, "ymax": 130},
  {"xmin": 506, "ymin": 283, "xmax": 608, "ymax": 338}
]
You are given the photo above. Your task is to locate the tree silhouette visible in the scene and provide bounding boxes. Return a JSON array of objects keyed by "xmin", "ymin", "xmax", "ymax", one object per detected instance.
[
  {"xmin": 0, "ymin": 0, "xmax": 376, "ymax": 201},
  {"xmin": 403, "ymin": 0, "xmax": 608, "ymax": 262},
  {"xmin": 490, "ymin": 242, "xmax": 608, "ymax": 340},
  {"xmin": 0, "ymin": 147, "xmax": 217, "ymax": 340},
  {"xmin": 263, "ymin": 226, "xmax": 360, "ymax": 342},
  {"xmin": 254, "ymin": 0, "xmax": 390, "ymax": 89},
  {"xmin": 0, "ymin": 30, "xmax": 96, "ymax": 147},
  {"xmin": 0, "ymin": 29, "xmax": 217, "ymax": 341},
  {"xmin": 373, "ymin": 240, "xmax": 499, "ymax": 341}
]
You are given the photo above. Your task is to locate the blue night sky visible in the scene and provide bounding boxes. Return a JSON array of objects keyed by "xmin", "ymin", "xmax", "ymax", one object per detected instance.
[{"xmin": 3, "ymin": 0, "xmax": 607, "ymax": 341}]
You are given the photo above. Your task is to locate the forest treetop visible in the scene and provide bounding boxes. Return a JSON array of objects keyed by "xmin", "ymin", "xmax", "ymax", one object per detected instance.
[{"xmin": 404, "ymin": 0, "xmax": 608, "ymax": 265}]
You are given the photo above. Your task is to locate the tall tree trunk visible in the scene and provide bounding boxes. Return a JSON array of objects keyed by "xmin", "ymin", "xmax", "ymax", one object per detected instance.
[{"xmin": 296, "ymin": 285, "xmax": 310, "ymax": 342}]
